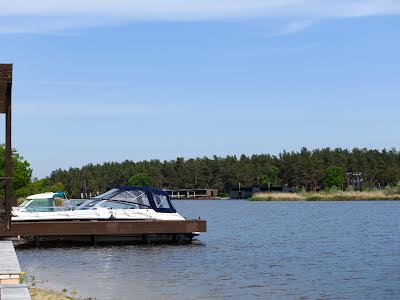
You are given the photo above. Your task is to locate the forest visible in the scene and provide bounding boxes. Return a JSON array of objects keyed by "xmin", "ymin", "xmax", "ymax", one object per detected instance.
[
  {"xmin": 38, "ymin": 147, "xmax": 400, "ymax": 197},
  {"xmin": 4, "ymin": 147, "xmax": 400, "ymax": 198}
]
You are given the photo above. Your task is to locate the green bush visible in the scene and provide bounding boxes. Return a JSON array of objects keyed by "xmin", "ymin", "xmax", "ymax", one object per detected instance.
[
  {"xmin": 323, "ymin": 166, "xmax": 344, "ymax": 190},
  {"xmin": 385, "ymin": 181, "xmax": 400, "ymax": 195},
  {"xmin": 128, "ymin": 173, "xmax": 153, "ymax": 187}
]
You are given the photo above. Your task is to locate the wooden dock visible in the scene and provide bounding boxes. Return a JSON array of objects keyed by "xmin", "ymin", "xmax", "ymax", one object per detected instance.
[
  {"xmin": 0, "ymin": 241, "xmax": 31, "ymax": 299},
  {"xmin": 0, "ymin": 219, "xmax": 207, "ymax": 245}
]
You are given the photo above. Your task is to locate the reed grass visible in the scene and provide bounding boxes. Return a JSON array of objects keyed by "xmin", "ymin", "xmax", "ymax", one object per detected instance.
[
  {"xmin": 29, "ymin": 288, "xmax": 94, "ymax": 300},
  {"xmin": 251, "ymin": 192, "xmax": 305, "ymax": 201},
  {"xmin": 251, "ymin": 190, "xmax": 400, "ymax": 201},
  {"xmin": 29, "ymin": 288, "xmax": 77, "ymax": 300}
]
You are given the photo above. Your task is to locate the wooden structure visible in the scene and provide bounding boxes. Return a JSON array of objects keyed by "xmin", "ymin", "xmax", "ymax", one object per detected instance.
[
  {"xmin": 0, "ymin": 220, "xmax": 206, "ymax": 237},
  {"xmin": 0, "ymin": 220, "xmax": 206, "ymax": 245},
  {"xmin": 0, "ymin": 64, "xmax": 12, "ymax": 231},
  {"xmin": 166, "ymin": 188, "xmax": 218, "ymax": 199}
]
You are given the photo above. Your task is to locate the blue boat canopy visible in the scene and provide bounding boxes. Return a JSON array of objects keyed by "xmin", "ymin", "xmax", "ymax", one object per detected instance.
[{"xmin": 87, "ymin": 186, "xmax": 176, "ymax": 213}]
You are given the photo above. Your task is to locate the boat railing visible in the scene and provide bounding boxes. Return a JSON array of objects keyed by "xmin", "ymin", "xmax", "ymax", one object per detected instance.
[
  {"xmin": 113, "ymin": 209, "xmax": 153, "ymax": 220},
  {"xmin": 16, "ymin": 206, "xmax": 75, "ymax": 212}
]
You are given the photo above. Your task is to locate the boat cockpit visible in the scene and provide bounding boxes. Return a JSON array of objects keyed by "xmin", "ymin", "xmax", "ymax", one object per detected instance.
[{"xmin": 75, "ymin": 187, "xmax": 176, "ymax": 213}]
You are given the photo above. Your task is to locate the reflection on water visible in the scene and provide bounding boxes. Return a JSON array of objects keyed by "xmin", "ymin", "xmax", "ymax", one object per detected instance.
[{"xmin": 17, "ymin": 200, "xmax": 400, "ymax": 299}]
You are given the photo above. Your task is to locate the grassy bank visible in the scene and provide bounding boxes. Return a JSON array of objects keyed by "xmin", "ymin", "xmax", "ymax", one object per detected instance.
[
  {"xmin": 29, "ymin": 287, "xmax": 93, "ymax": 300},
  {"xmin": 250, "ymin": 190, "xmax": 400, "ymax": 201},
  {"xmin": 29, "ymin": 288, "xmax": 78, "ymax": 300}
]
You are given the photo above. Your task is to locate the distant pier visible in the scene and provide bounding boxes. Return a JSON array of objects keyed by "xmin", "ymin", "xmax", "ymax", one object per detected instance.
[{"xmin": 165, "ymin": 188, "xmax": 218, "ymax": 199}]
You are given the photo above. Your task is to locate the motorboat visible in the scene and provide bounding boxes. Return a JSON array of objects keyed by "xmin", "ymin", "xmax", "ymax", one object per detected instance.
[{"xmin": 12, "ymin": 187, "xmax": 185, "ymax": 222}]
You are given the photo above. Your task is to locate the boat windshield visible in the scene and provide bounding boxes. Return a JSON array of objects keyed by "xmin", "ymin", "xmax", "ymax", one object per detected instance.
[
  {"xmin": 76, "ymin": 187, "xmax": 176, "ymax": 212},
  {"xmin": 152, "ymin": 193, "xmax": 171, "ymax": 209},
  {"xmin": 94, "ymin": 188, "xmax": 120, "ymax": 199},
  {"xmin": 21, "ymin": 198, "xmax": 54, "ymax": 212},
  {"xmin": 20, "ymin": 200, "xmax": 30, "ymax": 207},
  {"xmin": 78, "ymin": 189, "xmax": 152, "ymax": 210},
  {"xmin": 76, "ymin": 199, "xmax": 99, "ymax": 210}
]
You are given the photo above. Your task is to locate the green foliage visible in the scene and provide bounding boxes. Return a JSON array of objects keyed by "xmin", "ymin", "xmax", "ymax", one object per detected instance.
[
  {"xmin": 259, "ymin": 166, "xmax": 279, "ymax": 186},
  {"xmin": 15, "ymin": 178, "xmax": 65, "ymax": 197},
  {"xmin": 323, "ymin": 166, "xmax": 345, "ymax": 189},
  {"xmin": 393, "ymin": 181, "xmax": 400, "ymax": 194},
  {"xmin": 384, "ymin": 181, "xmax": 400, "ymax": 195},
  {"xmin": 0, "ymin": 145, "xmax": 32, "ymax": 195},
  {"xmin": 324, "ymin": 186, "xmax": 342, "ymax": 193},
  {"xmin": 128, "ymin": 173, "xmax": 152, "ymax": 187},
  {"xmin": 217, "ymin": 192, "xmax": 229, "ymax": 198},
  {"xmin": 42, "ymin": 147, "xmax": 400, "ymax": 197}
]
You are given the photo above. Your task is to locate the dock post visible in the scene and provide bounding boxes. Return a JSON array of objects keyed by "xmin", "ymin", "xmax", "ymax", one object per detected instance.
[
  {"xmin": 176, "ymin": 234, "xmax": 183, "ymax": 245},
  {"xmin": 33, "ymin": 236, "xmax": 40, "ymax": 247},
  {"xmin": 178, "ymin": 234, "xmax": 184, "ymax": 245},
  {"xmin": 90, "ymin": 235, "xmax": 97, "ymax": 246},
  {"xmin": 142, "ymin": 234, "xmax": 151, "ymax": 245}
]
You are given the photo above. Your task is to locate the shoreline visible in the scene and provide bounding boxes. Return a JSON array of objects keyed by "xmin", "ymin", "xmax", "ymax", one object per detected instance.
[
  {"xmin": 250, "ymin": 191, "xmax": 400, "ymax": 201},
  {"xmin": 29, "ymin": 287, "xmax": 78, "ymax": 300},
  {"xmin": 29, "ymin": 287, "xmax": 92, "ymax": 300}
]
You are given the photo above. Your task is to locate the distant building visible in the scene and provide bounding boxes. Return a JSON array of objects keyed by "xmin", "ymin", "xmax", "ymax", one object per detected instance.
[
  {"xmin": 346, "ymin": 172, "xmax": 363, "ymax": 190},
  {"xmin": 230, "ymin": 186, "xmax": 293, "ymax": 199},
  {"xmin": 164, "ymin": 188, "xmax": 218, "ymax": 199}
]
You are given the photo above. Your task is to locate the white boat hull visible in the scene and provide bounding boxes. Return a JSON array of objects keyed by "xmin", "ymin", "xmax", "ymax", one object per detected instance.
[{"xmin": 12, "ymin": 208, "xmax": 185, "ymax": 222}]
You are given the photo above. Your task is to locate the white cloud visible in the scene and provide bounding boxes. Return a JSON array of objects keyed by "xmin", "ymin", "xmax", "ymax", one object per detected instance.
[
  {"xmin": 0, "ymin": 0, "xmax": 399, "ymax": 34},
  {"xmin": 1, "ymin": 0, "xmax": 399, "ymax": 18},
  {"xmin": 276, "ymin": 19, "xmax": 315, "ymax": 36}
]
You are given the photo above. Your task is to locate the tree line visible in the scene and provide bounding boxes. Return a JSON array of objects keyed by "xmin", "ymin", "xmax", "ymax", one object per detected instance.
[
  {"xmin": 41, "ymin": 147, "xmax": 400, "ymax": 197},
  {"xmin": 4, "ymin": 146, "xmax": 400, "ymax": 198}
]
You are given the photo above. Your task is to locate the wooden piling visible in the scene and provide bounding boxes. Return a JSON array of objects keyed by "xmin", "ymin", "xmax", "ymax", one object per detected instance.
[
  {"xmin": 142, "ymin": 234, "xmax": 151, "ymax": 245},
  {"xmin": 90, "ymin": 235, "xmax": 97, "ymax": 246},
  {"xmin": 33, "ymin": 236, "xmax": 40, "ymax": 247}
]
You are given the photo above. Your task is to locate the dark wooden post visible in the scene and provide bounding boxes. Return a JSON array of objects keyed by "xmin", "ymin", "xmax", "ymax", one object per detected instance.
[
  {"xmin": 142, "ymin": 234, "xmax": 151, "ymax": 245},
  {"xmin": 90, "ymin": 235, "xmax": 97, "ymax": 246},
  {"xmin": 4, "ymin": 75, "xmax": 12, "ymax": 230},
  {"xmin": 0, "ymin": 63, "xmax": 13, "ymax": 231}
]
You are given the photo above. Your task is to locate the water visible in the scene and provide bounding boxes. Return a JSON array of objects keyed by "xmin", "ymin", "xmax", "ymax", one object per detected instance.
[{"xmin": 16, "ymin": 200, "xmax": 400, "ymax": 299}]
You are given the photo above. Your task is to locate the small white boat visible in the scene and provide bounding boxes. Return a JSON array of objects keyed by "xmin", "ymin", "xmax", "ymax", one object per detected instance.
[{"xmin": 12, "ymin": 187, "xmax": 185, "ymax": 222}]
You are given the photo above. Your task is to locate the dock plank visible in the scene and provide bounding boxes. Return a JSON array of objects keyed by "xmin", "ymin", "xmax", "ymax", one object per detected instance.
[
  {"xmin": 0, "ymin": 285, "xmax": 31, "ymax": 300},
  {"xmin": 0, "ymin": 242, "xmax": 21, "ymax": 275}
]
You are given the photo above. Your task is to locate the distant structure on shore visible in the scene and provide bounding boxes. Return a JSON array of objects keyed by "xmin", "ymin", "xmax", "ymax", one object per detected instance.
[
  {"xmin": 230, "ymin": 186, "xmax": 293, "ymax": 199},
  {"xmin": 346, "ymin": 172, "xmax": 363, "ymax": 190},
  {"xmin": 165, "ymin": 189, "xmax": 218, "ymax": 199}
]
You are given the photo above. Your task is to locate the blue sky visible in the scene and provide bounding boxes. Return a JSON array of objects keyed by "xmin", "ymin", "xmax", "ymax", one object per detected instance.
[{"xmin": 0, "ymin": 1, "xmax": 399, "ymax": 178}]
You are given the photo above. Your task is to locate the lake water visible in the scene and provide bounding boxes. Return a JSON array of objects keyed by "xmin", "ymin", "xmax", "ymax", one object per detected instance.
[{"xmin": 16, "ymin": 200, "xmax": 400, "ymax": 299}]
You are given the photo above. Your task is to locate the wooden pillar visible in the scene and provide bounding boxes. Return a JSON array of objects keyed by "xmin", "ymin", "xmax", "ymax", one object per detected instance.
[
  {"xmin": 142, "ymin": 234, "xmax": 151, "ymax": 245},
  {"xmin": 4, "ymin": 79, "xmax": 12, "ymax": 230},
  {"xmin": 90, "ymin": 235, "xmax": 97, "ymax": 246},
  {"xmin": 0, "ymin": 64, "xmax": 12, "ymax": 231},
  {"xmin": 174, "ymin": 234, "xmax": 184, "ymax": 245},
  {"xmin": 33, "ymin": 236, "xmax": 40, "ymax": 247}
]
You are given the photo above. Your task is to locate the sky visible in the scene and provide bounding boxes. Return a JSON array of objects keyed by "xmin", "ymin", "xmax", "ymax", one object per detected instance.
[{"xmin": 0, "ymin": 0, "xmax": 399, "ymax": 178}]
